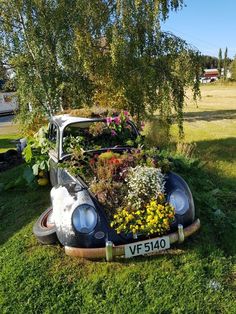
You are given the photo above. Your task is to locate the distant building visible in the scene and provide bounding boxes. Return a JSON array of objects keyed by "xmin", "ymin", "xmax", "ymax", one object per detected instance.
[
  {"xmin": 203, "ymin": 69, "xmax": 219, "ymax": 79},
  {"xmin": 200, "ymin": 69, "xmax": 219, "ymax": 83},
  {"xmin": 200, "ymin": 68, "xmax": 232, "ymax": 83}
]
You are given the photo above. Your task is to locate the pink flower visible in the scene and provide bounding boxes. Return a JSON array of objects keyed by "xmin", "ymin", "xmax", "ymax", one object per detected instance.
[
  {"xmin": 106, "ymin": 117, "xmax": 113, "ymax": 125},
  {"xmin": 111, "ymin": 129, "xmax": 117, "ymax": 136},
  {"xmin": 124, "ymin": 110, "xmax": 129, "ymax": 116},
  {"xmin": 113, "ymin": 116, "xmax": 121, "ymax": 125}
]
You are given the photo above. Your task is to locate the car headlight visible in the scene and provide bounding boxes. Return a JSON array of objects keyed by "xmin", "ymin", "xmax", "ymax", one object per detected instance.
[
  {"xmin": 72, "ymin": 204, "xmax": 98, "ymax": 234},
  {"xmin": 168, "ymin": 189, "xmax": 189, "ymax": 215}
]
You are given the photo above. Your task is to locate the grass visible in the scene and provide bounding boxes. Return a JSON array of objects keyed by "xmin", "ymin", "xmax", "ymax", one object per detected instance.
[
  {"xmin": 179, "ymin": 82, "xmax": 236, "ymax": 181},
  {"xmin": 0, "ymin": 115, "xmax": 20, "ymax": 152},
  {"xmin": 0, "ymin": 134, "xmax": 21, "ymax": 153},
  {"xmin": 1, "ymin": 84, "xmax": 236, "ymax": 313}
]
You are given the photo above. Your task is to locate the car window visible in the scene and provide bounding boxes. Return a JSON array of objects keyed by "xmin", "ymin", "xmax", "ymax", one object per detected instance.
[
  {"xmin": 48, "ymin": 124, "xmax": 57, "ymax": 143},
  {"xmin": 62, "ymin": 120, "xmax": 137, "ymax": 154},
  {"xmin": 48, "ymin": 123, "xmax": 58, "ymax": 156}
]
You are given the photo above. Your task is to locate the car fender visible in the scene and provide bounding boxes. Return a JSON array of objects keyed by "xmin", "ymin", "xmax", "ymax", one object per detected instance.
[{"xmin": 51, "ymin": 185, "xmax": 95, "ymax": 245}]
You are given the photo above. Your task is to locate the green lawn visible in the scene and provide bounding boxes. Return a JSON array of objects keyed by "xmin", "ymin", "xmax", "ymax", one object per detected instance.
[
  {"xmin": 181, "ymin": 82, "xmax": 236, "ymax": 181},
  {"xmin": 0, "ymin": 134, "xmax": 20, "ymax": 153},
  {"xmin": 0, "ymin": 84, "xmax": 236, "ymax": 313},
  {"xmin": 0, "ymin": 117, "xmax": 20, "ymax": 152}
]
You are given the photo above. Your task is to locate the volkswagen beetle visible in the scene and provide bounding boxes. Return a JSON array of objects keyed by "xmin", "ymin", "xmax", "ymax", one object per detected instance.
[{"xmin": 33, "ymin": 114, "xmax": 200, "ymax": 260}]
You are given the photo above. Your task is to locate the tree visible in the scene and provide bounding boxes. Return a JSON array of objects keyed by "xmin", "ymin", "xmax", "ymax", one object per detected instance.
[
  {"xmin": 74, "ymin": 0, "xmax": 200, "ymax": 133},
  {"xmin": 218, "ymin": 48, "xmax": 222, "ymax": 77},
  {"xmin": 0, "ymin": 0, "xmax": 93, "ymax": 115},
  {"xmin": 200, "ymin": 55, "xmax": 218, "ymax": 69},
  {"xmin": 0, "ymin": 60, "xmax": 16, "ymax": 91},
  {"xmin": 230, "ymin": 57, "xmax": 236, "ymax": 81},
  {"xmin": 0, "ymin": 0, "xmax": 200, "ymax": 135},
  {"xmin": 223, "ymin": 47, "xmax": 228, "ymax": 79}
]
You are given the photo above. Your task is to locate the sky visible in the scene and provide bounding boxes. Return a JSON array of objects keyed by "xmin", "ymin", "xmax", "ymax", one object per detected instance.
[{"xmin": 161, "ymin": 0, "xmax": 236, "ymax": 59}]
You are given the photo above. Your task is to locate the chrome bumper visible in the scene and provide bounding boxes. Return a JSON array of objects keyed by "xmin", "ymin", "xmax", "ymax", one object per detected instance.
[{"xmin": 65, "ymin": 218, "xmax": 200, "ymax": 261}]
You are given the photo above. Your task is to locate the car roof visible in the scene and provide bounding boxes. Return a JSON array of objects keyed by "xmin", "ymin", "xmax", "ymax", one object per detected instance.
[{"xmin": 51, "ymin": 114, "xmax": 104, "ymax": 129}]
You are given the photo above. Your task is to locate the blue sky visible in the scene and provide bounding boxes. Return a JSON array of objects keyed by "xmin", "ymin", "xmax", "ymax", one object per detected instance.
[{"xmin": 161, "ymin": 0, "xmax": 236, "ymax": 59}]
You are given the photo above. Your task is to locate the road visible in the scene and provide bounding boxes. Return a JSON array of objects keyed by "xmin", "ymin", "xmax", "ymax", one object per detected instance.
[
  {"xmin": 0, "ymin": 114, "xmax": 15, "ymax": 125},
  {"xmin": 0, "ymin": 114, "xmax": 19, "ymax": 135}
]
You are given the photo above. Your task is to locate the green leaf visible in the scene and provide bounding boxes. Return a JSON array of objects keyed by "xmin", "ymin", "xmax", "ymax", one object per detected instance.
[
  {"xmin": 40, "ymin": 161, "xmax": 46, "ymax": 170},
  {"xmin": 23, "ymin": 167, "xmax": 35, "ymax": 185},
  {"xmin": 32, "ymin": 164, "xmax": 39, "ymax": 176},
  {"xmin": 23, "ymin": 144, "xmax": 32, "ymax": 163}
]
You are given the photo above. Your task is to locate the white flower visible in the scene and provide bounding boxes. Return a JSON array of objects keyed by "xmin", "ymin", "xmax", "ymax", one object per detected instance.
[{"xmin": 125, "ymin": 166, "xmax": 165, "ymax": 209}]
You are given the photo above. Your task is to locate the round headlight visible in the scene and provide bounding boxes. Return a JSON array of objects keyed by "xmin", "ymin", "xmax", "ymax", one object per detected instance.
[
  {"xmin": 72, "ymin": 204, "xmax": 98, "ymax": 234},
  {"xmin": 169, "ymin": 189, "xmax": 189, "ymax": 215}
]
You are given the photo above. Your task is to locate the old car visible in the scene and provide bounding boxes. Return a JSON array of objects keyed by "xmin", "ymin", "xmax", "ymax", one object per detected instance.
[{"xmin": 33, "ymin": 113, "xmax": 200, "ymax": 261}]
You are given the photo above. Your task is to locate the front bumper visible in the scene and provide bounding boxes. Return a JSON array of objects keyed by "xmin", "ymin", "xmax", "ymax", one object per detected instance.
[{"xmin": 65, "ymin": 218, "xmax": 200, "ymax": 261}]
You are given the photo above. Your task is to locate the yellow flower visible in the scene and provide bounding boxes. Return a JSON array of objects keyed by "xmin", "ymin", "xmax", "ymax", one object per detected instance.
[{"xmin": 111, "ymin": 196, "xmax": 175, "ymax": 236}]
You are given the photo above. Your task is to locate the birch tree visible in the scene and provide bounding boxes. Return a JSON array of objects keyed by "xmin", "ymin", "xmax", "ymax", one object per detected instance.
[{"xmin": 0, "ymin": 0, "xmax": 200, "ymax": 134}]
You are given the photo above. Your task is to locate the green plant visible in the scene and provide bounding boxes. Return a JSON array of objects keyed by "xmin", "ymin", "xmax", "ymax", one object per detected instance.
[
  {"xmin": 1, "ymin": 83, "xmax": 236, "ymax": 313},
  {"xmin": 176, "ymin": 141, "xmax": 196, "ymax": 159},
  {"xmin": 23, "ymin": 126, "xmax": 52, "ymax": 175},
  {"xmin": 89, "ymin": 151, "xmax": 128, "ymax": 216},
  {"xmin": 90, "ymin": 179, "xmax": 125, "ymax": 217},
  {"xmin": 63, "ymin": 135, "xmax": 85, "ymax": 154}
]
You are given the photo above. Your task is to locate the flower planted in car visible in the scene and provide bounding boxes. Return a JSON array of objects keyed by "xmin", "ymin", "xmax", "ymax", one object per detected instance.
[
  {"xmin": 111, "ymin": 195, "xmax": 175, "ymax": 236},
  {"xmin": 105, "ymin": 111, "xmax": 133, "ymax": 139},
  {"xmin": 111, "ymin": 166, "xmax": 175, "ymax": 236}
]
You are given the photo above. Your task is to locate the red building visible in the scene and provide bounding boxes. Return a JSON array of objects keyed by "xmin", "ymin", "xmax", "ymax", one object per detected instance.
[{"xmin": 203, "ymin": 69, "xmax": 219, "ymax": 79}]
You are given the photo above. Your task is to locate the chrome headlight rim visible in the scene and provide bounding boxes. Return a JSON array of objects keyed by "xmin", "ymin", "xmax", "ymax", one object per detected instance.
[
  {"xmin": 72, "ymin": 203, "xmax": 98, "ymax": 234},
  {"xmin": 168, "ymin": 188, "xmax": 190, "ymax": 215}
]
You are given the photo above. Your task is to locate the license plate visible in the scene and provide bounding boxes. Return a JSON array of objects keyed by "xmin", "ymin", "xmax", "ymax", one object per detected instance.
[{"xmin": 124, "ymin": 236, "xmax": 170, "ymax": 258}]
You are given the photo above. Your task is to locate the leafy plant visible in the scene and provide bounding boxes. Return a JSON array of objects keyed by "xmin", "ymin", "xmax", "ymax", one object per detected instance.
[
  {"xmin": 63, "ymin": 135, "xmax": 85, "ymax": 154},
  {"xmin": 176, "ymin": 141, "xmax": 197, "ymax": 159},
  {"xmin": 0, "ymin": 166, "xmax": 37, "ymax": 191},
  {"xmin": 23, "ymin": 126, "xmax": 52, "ymax": 175},
  {"xmin": 89, "ymin": 151, "xmax": 131, "ymax": 215}
]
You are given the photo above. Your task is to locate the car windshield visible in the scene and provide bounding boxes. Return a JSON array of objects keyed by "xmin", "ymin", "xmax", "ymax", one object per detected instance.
[{"xmin": 62, "ymin": 119, "xmax": 137, "ymax": 155}]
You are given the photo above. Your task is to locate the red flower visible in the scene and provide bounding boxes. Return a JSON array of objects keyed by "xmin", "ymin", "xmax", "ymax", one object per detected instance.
[{"xmin": 89, "ymin": 159, "xmax": 96, "ymax": 165}]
